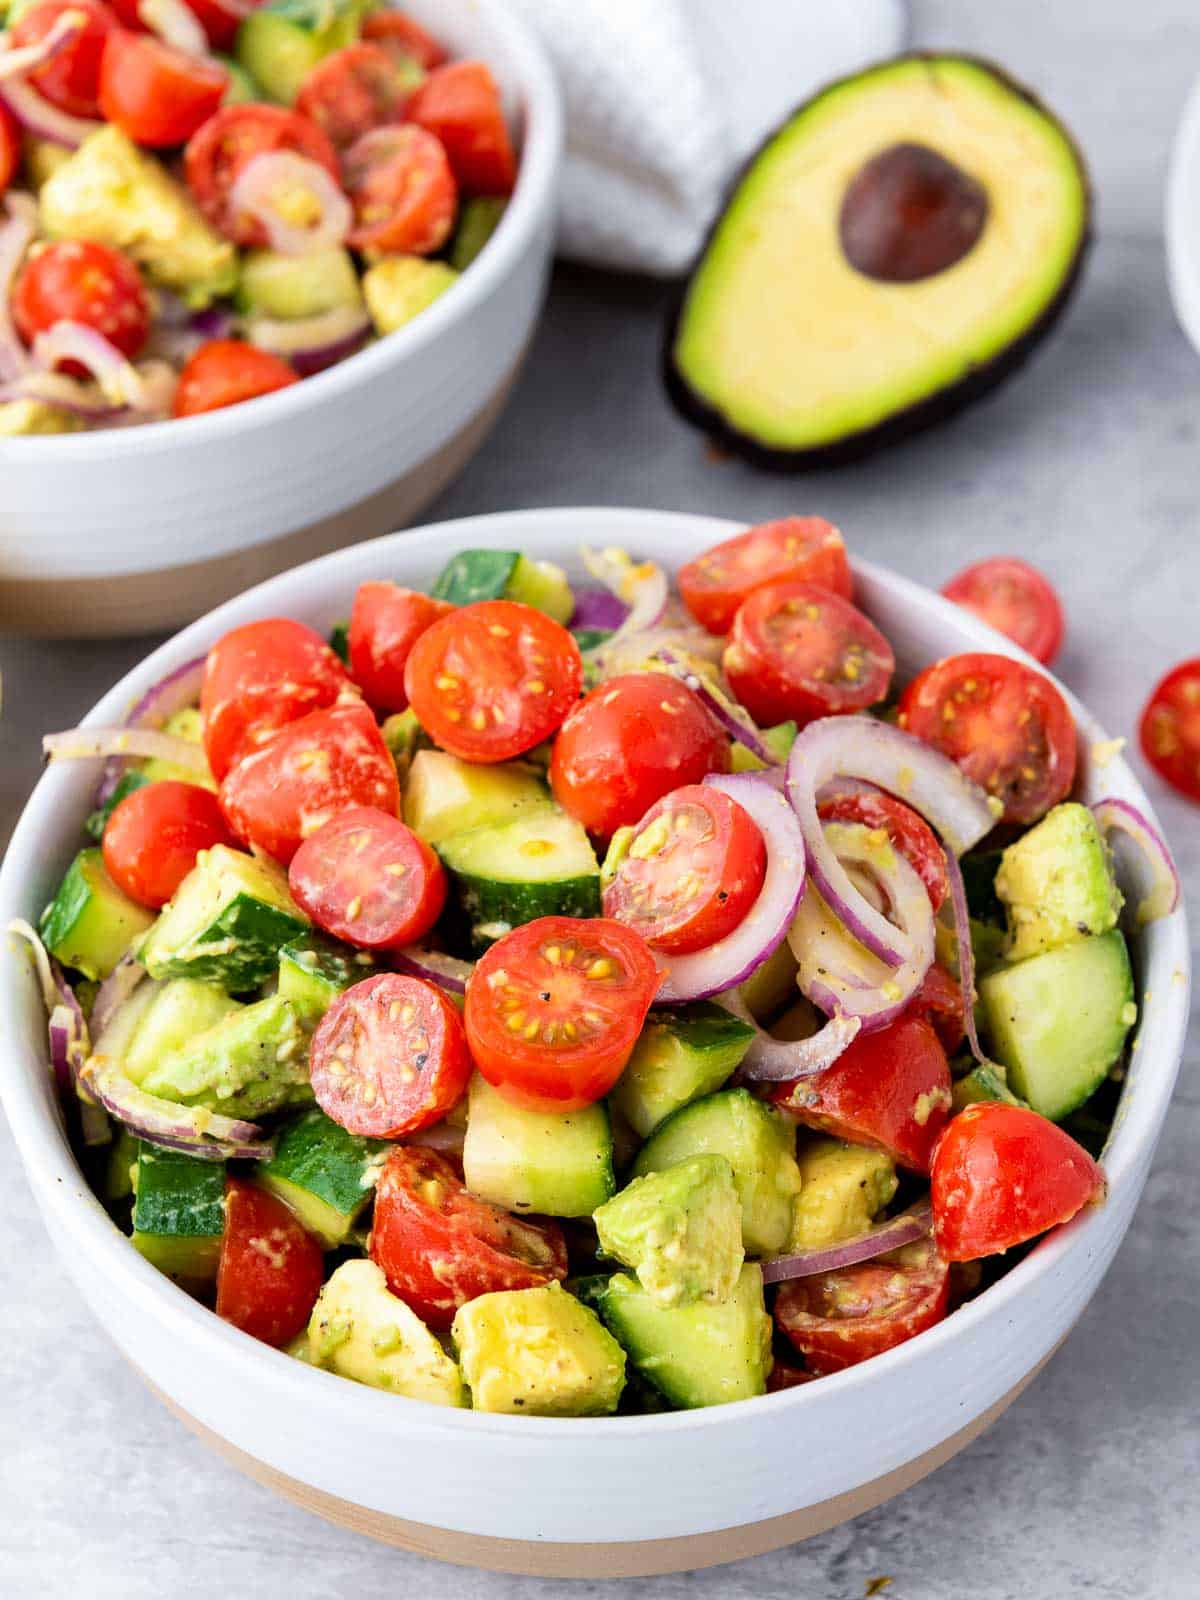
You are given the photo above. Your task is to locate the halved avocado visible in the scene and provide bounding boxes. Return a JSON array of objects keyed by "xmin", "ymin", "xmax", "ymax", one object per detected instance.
[{"xmin": 665, "ymin": 55, "xmax": 1090, "ymax": 467}]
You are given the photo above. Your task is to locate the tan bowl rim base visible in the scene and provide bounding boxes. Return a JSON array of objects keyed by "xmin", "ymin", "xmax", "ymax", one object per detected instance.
[{"xmin": 137, "ymin": 1343, "xmax": 1061, "ymax": 1580}]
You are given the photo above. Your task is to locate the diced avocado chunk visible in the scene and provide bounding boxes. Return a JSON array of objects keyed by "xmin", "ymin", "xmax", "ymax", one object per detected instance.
[
  {"xmin": 139, "ymin": 844, "xmax": 308, "ymax": 991},
  {"xmin": 951, "ymin": 1063, "xmax": 1024, "ymax": 1114},
  {"xmin": 789, "ymin": 1137, "xmax": 897, "ymax": 1252},
  {"xmin": 429, "ymin": 549, "xmax": 574, "ymax": 623},
  {"xmin": 448, "ymin": 195, "xmax": 507, "ymax": 270},
  {"xmin": 612, "ymin": 1003, "xmax": 755, "ymax": 1139},
  {"xmin": 403, "ymin": 748, "xmax": 551, "ymax": 845},
  {"xmin": 633, "ymin": 1088, "xmax": 801, "ymax": 1257},
  {"xmin": 463, "ymin": 1073, "xmax": 614, "ymax": 1217},
  {"xmin": 123, "ymin": 978, "xmax": 242, "ymax": 1085},
  {"xmin": 278, "ymin": 933, "xmax": 375, "ymax": 1028},
  {"xmin": 363, "ymin": 255, "xmax": 458, "ymax": 335},
  {"xmin": 309, "ymin": 1260, "xmax": 465, "ymax": 1405},
  {"xmin": 996, "ymin": 802, "xmax": 1123, "ymax": 961},
  {"xmin": 737, "ymin": 938, "xmax": 800, "ymax": 1022},
  {"xmin": 132, "ymin": 1143, "xmax": 226, "ymax": 1281},
  {"xmin": 438, "ymin": 809, "xmax": 601, "ymax": 933},
  {"xmin": 452, "ymin": 1283, "xmax": 626, "ymax": 1417},
  {"xmin": 235, "ymin": 0, "xmax": 367, "ymax": 104},
  {"xmin": 260, "ymin": 1107, "xmax": 387, "ymax": 1245},
  {"xmin": 40, "ymin": 847, "xmax": 156, "ymax": 981},
  {"xmin": 139, "ymin": 995, "xmax": 311, "ymax": 1118},
  {"xmin": 594, "ymin": 1154, "xmax": 743, "ymax": 1307},
  {"xmin": 979, "ymin": 929, "xmax": 1136, "ymax": 1121},
  {"xmin": 0, "ymin": 398, "xmax": 82, "ymax": 435},
  {"xmin": 238, "ymin": 247, "xmax": 364, "ymax": 320},
  {"xmin": 22, "ymin": 137, "xmax": 73, "ymax": 191},
  {"xmin": 40, "ymin": 127, "xmax": 238, "ymax": 305},
  {"xmin": 598, "ymin": 1263, "xmax": 771, "ymax": 1409}
]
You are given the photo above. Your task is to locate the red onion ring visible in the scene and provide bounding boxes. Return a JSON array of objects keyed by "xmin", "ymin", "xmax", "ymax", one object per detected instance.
[
  {"xmin": 942, "ymin": 845, "xmax": 997, "ymax": 1070},
  {"xmin": 137, "ymin": 0, "xmax": 207, "ymax": 54},
  {"xmin": 90, "ymin": 952, "xmax": 148, "ymax": 1039},
  {"xmin": 761, "ymin": 1204, "xmax": 933, "ymax": 1285},
  {"xmin": 0, "ymin": 191, "xmax": 36, "ymax": 383},
  {"xmin": 718, "ymin": 990, "xmax": 860, "ymax": 1083},
  {"xmin": 0, "ymin": 13, "xmax": 85, "ymax": 80},
  {"xmin": 1092, "ymin": 797, "xmax": 1181, "ymax": 927},
  {"xmin": 242, "ymin": 303, "xmax": 371, "ymax": 376},
  {"xmin": 653, "ymin": 645, "xmax": 774, "ymax": 764},
  {"xmin": 93, "ymin": 655, "xmax": 207, "ymax": 807},
  {"xmin": 0, "ymin": 368, "xmax": 129, "ymax": 419},
  {"xmin": 580, "ymin": 547, "xmax": 668, "ymax": 647},
  {"xmin": 31, "ymin": 324, "xmax": 176, "ymax": 416},
  {"xmin": 0, "ymin": 70, "xmax": 103, "ymax": 146},
  {"xmin": 407, "ymin": 1119, "xmax": 467, "ymax": 1156},
  {"xmin": 229, "ymin": 150, "xmax": 351, "ymax": 256},
  {"xmin": 391, "ymin": 946, "xmax": 472, "ymax": 995},
  {"xmin": 44, "ymin": 725, "xmax": 210, "ymax": 773},
  {"xmin": 81, "ymin": 1055, "xmax": 273, "ymax": 1161},
  {"xmin": 569, "ymin": 588, "xmax": 628, "ymax": 634}
]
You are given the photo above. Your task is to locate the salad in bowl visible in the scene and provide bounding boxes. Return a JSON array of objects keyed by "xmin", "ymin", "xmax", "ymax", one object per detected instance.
[{"xmin": 13, "ymin": 515, "xmax": 1181, "ymax": 1418}]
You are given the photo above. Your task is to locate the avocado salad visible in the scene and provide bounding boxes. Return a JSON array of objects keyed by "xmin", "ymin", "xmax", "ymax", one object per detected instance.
[
  {"xmin": 0, "ymin": 2, "xmax": 513, "ymax": 431},
  {"xmin": 16, "ymin": 518, "xmax": 1180, "ymax": 1415}
]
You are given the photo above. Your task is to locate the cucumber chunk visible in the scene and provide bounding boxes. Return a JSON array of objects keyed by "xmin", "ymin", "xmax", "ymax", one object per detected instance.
[
  {"xmin": 124, "ymin": 978, "xmax": 242, "ymax": 1085},
  {"xmin": 132, "ymin": 1143, "xmax": 226, "ymax": 1281},
  {"xmin": 278, "ymin": 933, "xmax": 376, "ymax": 1028},
  {"xmin": 40, "ymin": 847, "xmax": 156, "ymax": 981},
  {"xmin": 429, "ymin": 549, "xmax": 574, "ymax": 623},
  {"xmin": 611, "ymin": 1003, "xmax": 755, "ymax": 1139},
  {"xmin": 239, "ymin": 246, "xmax": 364, "ymax": 320},
  {"xmin": 452, "ymin": 1282, "xmax": 625, "ymax": 1416},
  {"xmin": 462, "ymin": 1073, "xmax": 615, "ymax": 1218},
  {"xmin": 403, "ymin": 748, "xmax": 551, "ymax": 846},
  {"xmin": 85, "ymin": 770, "xmax": 149, "ymax": 841},
  {"xmin": 978, "ymin": 929, "xmax": 1136, "ymax": 1121},
  {"xmin": 235, "ymin": 0, "xmax": 366, "ymax": 104},
  {"xmin": 260, "ymin": 1106, "xmax": 387, "ymax": 1245},
  {"xmin": 951, "ymin": 1063, "xmax": 1025, "ymax": 1114},
  {"xmin": 139, "ymin": 995, "xmax": 311, "ymax": 1119},
  {"xmin": 996, "ymin": 802, "xmax": 1123, "ymax": 962},
  {"xmin": 438, "ymin": 809, "xmax": 601, "ymax": 933},
  {"xmin": 448, "ymin": 195, "xmax": 506, "ymax": 271}
]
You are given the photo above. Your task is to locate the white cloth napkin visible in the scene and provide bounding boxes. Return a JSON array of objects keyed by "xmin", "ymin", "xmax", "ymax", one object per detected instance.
[{"xmin": 508, "ymin": 0, "xmax": 908, "ymax": 275}]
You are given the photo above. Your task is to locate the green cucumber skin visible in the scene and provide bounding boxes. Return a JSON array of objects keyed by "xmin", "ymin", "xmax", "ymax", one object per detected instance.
[
  {"xmin": 262, "ymin": 1108, "xmax": 386, "ymax": 1222},
  {"xmin": 278, "ymin": 934, "xmax": 374, "ymax": 1026},
  {"xmin": 144, "ymin": 893, "xmax": 307, "ymax": 992},
  {"xmin": 40, "ymin": 847, "xmax": 153, "ymax": 980},
  {"xmin": 431, "ymin": 549, "xmax": 519, "ymax": 606},
  {"xmin": 132, "ymin": 1144, "xmax": 226, "ymax": 1239},
  {"xmin": 454, "ymin": 871, "xmax": 601, "ymax": 931},
  {"xmin": 328, "ymin": 621, "xmax": 350, "ymax": 664},
  {"xmin": 85, "ymin": 771, "xmax": 150, "ymax": 841}
]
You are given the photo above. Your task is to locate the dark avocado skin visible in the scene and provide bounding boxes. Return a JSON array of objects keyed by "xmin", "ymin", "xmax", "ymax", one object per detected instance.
[{"xmin": 662, "ymin": 53, "xmax": 1093, "ymax": 472}]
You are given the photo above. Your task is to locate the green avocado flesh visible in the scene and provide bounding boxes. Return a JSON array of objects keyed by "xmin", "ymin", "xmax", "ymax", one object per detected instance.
[{"xmin": 668, "ymin": 55, "xmax": 1089, "ymax": 462}]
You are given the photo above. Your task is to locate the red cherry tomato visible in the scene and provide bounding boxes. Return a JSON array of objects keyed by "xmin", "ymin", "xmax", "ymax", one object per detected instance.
[
  {"xmin": 818, "ymin": 789, "xmax": 948, "ymax": 912},
  {"xmin": 370, "ymin": 1146, "xmax": 567, "ymax": 1330},
  {"xmin": 102, "ymin": 780, "xmax": 236, "ymax": 909},
  {"xmin": 908, "ymin": 961, "xmax": 966, "ymax": 1055},
  {"xmin": 406, "ymin": 60, "xmax": 515, "ymax": 195},
  {"xmin": 98, "ymin": 30, "xmax": 227, "ymax": 147},
  {"xmin": 405, "ymin": 600, "xmax": 582, "ymax": 763},
  {"xmin": 288, "ymin": 806, "xmax": 445, "ymax": 949},
  {"xmin": 361, "ymin": 10, "xmax": 445, "ymax": 70},
  {"xmin": 219, "ymin": 700, "xmax": 399, "ymax": 865},
  {"xmin": 774, "ymin": 1236, "xmax": 950, "ymax": 1375},
  {"xmin": 173, "ymin": 339, "xmax": 299, "ymax": 418},
  {"xmin": 12, "ymin": 240, "xmax": 149, "ymax": 369},
  {"xmin": 767, "ymin": 1012, "xmax": 952, "ymax": 1173},
  {"xmin": 216, "ymin": 1178, "xmax": 325, "ymax": 1348},
  {"xmin": 941, "ymin": 557, "xmax": 1065, "ymax": 667},
  {"xmin": 310, "ymin": 973, "xmax": 470, "ymax": 1138},
  {"xmin": 723, "ymin": 579, "xmax": 894, "ymax": 729},
  {"xmin": 464, "ymin": 916, "xmax": 661, "ymax": 1113},
  {"xmin": 183, "ymin": 0, "xmax": 264, "ymax": 52},
  {"xmin": 899, "ymin": 652, "xmax": 1077, "ymax": 826},
  {"xmin": 1139, "ymin": 657, "xmax": 1200, "ymax": 804},
  {"xmin": 602, "ymin": 784, "xmax": 766, "ymax": 954},
  {"xmin": 12, "ymin": 0, "xmax": 117, "ymax": 119},
  {"xmin": 295, "ymin": 42, "xmax": 413, "ymax": 149},
  {"xmin": 342, "ymin": 122, "xmax": 457, "ymax": 254},
  {"xmin": 0, "ymin": 101, "xmax": 21, "ymax": 198},
  {"xmin": 184, "ymin": 104, "xmax": 339, "ymax": 246},
  {"xmin": 678, "ymin": 518, "xmax": 852, "ymax": 636},
  {"xmin": 549, "ymin": 673, "xmax": 729, "ymax": 840},
  {"xmin": 347, "ymin": 581, "xmax": 453, "ymax": 713},
  {"xmin": 201, "ymin": 616, "xmax": 351, "ymax": 782},
  {"xmin": 930, "ymin": 1103, "xmax": 1105, "ymax": 1262},
  {"xmin": 766, "ymin": 1360, "xmax": 818, "ymax": 1392}
]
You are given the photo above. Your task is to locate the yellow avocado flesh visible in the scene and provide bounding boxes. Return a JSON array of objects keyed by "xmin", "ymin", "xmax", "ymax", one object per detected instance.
[{"xmin": 673, "ymin": 57, "xmax": 1088, "ymax": 450}]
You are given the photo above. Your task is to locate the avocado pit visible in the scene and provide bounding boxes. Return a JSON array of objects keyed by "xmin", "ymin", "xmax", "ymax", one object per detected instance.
[{"xmin": 839, "ymin": 142, "xmax": 988, "ymax": 282}]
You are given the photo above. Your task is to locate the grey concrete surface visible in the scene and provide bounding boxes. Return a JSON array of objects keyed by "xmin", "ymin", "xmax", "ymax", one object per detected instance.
[{"xmin": 2, "ymin": 3, "xmax": 1199, "ymax": 1596}]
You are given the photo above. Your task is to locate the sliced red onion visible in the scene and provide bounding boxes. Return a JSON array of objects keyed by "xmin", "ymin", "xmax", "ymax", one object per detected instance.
[
  {"xmin": 81, "ymin": 1056, "xmax": 273, "ymax": 1161},
  {"xmin": 0, "ymin": 367, "xmax": 129, "ymax": 419},
  {"xmin": 229, "ymin": 150, "xmax": 351, "ymax": 256},
  {"xmin": 652, "ymin": 773, "xmax": 806, "ymax": 1004},
  {"xmin": 0, "ymin": 71, "xmax": 103, "ymax": 146},
  {"xmin": 407, "ymin": 1119, "xmax": 466, "ymax": 1156},
  {"xmin": 569, "ymin": 588, "xmax": 628, "ymax": 634},
  {"xmin": 1092, "ymin": 797, "xmax": 1181, "ymax": 927},
  {"xmin": 392, "ymin": 946, "xmax": 472, "ymax": 995},
  {"xmin": 580, "ymin": 547, "xmax": 668, "ymax": 646},
  {"xmin": 654, "ymin": 645, "xmax": 774, "ymax": 764},
  {"xmin": 0, "ymin": 190, "xmax": 36, "ymax": 383},
  {"xmin": 761, "ymin": 1204, "xmax": 933, "ymax": 1285},
  {"xmin": 49, "ymin": 1004, "xmax": 111, "ymax": 1145},
  {"xmin": 7, "ymin": 916, "xmax": 64, "ymax": 1015},
  {"xmin": 0, "ymin": 13, "xmax": 85, "ymax": 80},
  {"xmin": 242, "ymin": 303, "xmax": 371, "ymax": 376},
  {"xmin": 194, "ymin": 0, "xmax": 252, "ymax": 19},
  {"xmin": 786, "ymin": 717, "xmax": 995, "ymax": 967},
  {"xmin": 94, "ymin": 655, "xmax": 207, "ymax": 807},
  {"xmin": 942, "ymin": 845, "xmax": 995, "ymax": 1070},
  {"xmin": 90, "ymin": 952, "xmax": 148, "ymax": 1039},
  {"xmin": 137, "ymin": 0, "xmax": 207, "ymax": 54},
  {"xmin": 32, "ymin": 323, "xmax": 168, "ymax": 412},
  {"xmin": 718, "ymin": 989, "xmax": 860, "ymax": 1083},
  {"xmin": 44, "ymin": 725, "xmax": 210, "ymax": 773}
]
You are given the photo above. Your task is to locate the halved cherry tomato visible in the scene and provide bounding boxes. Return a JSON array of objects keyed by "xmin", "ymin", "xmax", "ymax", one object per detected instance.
[
  {"xmin": 818, "ymin": 789, "xmax": 948, "ymax": 912},
  {"xmin": 12, "ymin": 239, "xmax": 149, "ymax": 372},
  {"xmin": 348, "ymin": 580, "xmax": 453, "ymax": 713},
  {"xmin": 102, "ymin": 779, "xmax": 236, "ymax": 909},
  {"xmin": 173, "ymin": 339, "xmax": 298, "ymax": 418},
  {"xmin": 310, "ymin": 973, "xmax": 470, "ymax": 1138},
  {"xmin": 602, "ymin": 784, "xmax": 766, "ymax": 954},
  {"xmin": 219, "ymin": 700, "xmax": 399, "ymax": 864},
  {"xmin": 184, "ymin": 0, "xmax": 263, "ymax": 52},
  {"xmin": 766, "ymin": 1360, "xmax": 817, "ymax": 1392},
  {"xmin": 0, "ymin": 101, "xmax": 21, "ymax": 198},
  {"xmin": 1139, "ymin": 657, "xmax": 1200, "ymax": 804},
  {"xmin": 370, "ymin": 1147, "xmax": 567, "ymax": 1330},
  {"xmin": 288, "ymin": 805, "xmax": 445, "ymax": 949},
  {"xmin": 184, "ymin": 104, "xmax": 339, "ymax": 246},
  {"xmin": 549, "ymin": 673, "xmax": 729, "ymax": 840},
  {"xmin": 767, "ymin": 1011, "xmax": 952, "ymax": 1173},
  {"xmin": 217, "ymin": 1178, "xmax": 325, "ymax": 1347},
  {"xmin": 12, "ymin": 0, "xmax": 117, "ymax": 119},
  {"xmin": 464, "ymin": 916, "xmax": 661, "ymax": 1112},
  {"xmin": 406, "ymin": 60, "xmax": 515, "ymax": 195},
  {"xmin": 899, "ymin": 652, "xmax": 1077, "ymax": 826},
  {"xmin": 724, "ymin": 579, "xmax": 894, "ymax": 729},
  {"xmin": 362, "ymin": 9, "xmax": 445, "ymax": 70},
  {"xmin": 775, "ymin": 1236, "xmax": 950, "ymax": 1374},
  {"xmin": 678, "ymin": 518, "xmax": 852, "ymax": 636},
  {"xmin": 941, "ymin": 557, "xmax": 1065, "ymax": 667},
  {"xmin": 931, "ymin": 1102, "xmax": 1105, "ymax": 1262},
  {"xmin": 98, "ymin": 30, "xmax": 227, "ymax": 146},
  {"xmin": 201, "ymin": 616, "xmax": 351, "ymax": 781},
  {"xmin": 342, "ymin": 122, "xmax": 457, "ymax": 254},
  {"xmin": 909, "ymin": 962, "xmax": 966, "ymax": 1055},
  {"xmin": 405, "ymin": 599, "xmax": 581, "ymax": 764},
  {"xmin": 295, "ymin": 42, "xmax": 414, "ymax": 149}
]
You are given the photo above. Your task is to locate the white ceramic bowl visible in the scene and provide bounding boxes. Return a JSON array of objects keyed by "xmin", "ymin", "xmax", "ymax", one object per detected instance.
[
  {"xmin": 0, "ymin": 0, "xmax": 562, "ymax": 639},
  {"xmin": 0, "ymin": 508, "xmax": 1189, "ymax": 1579}
]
